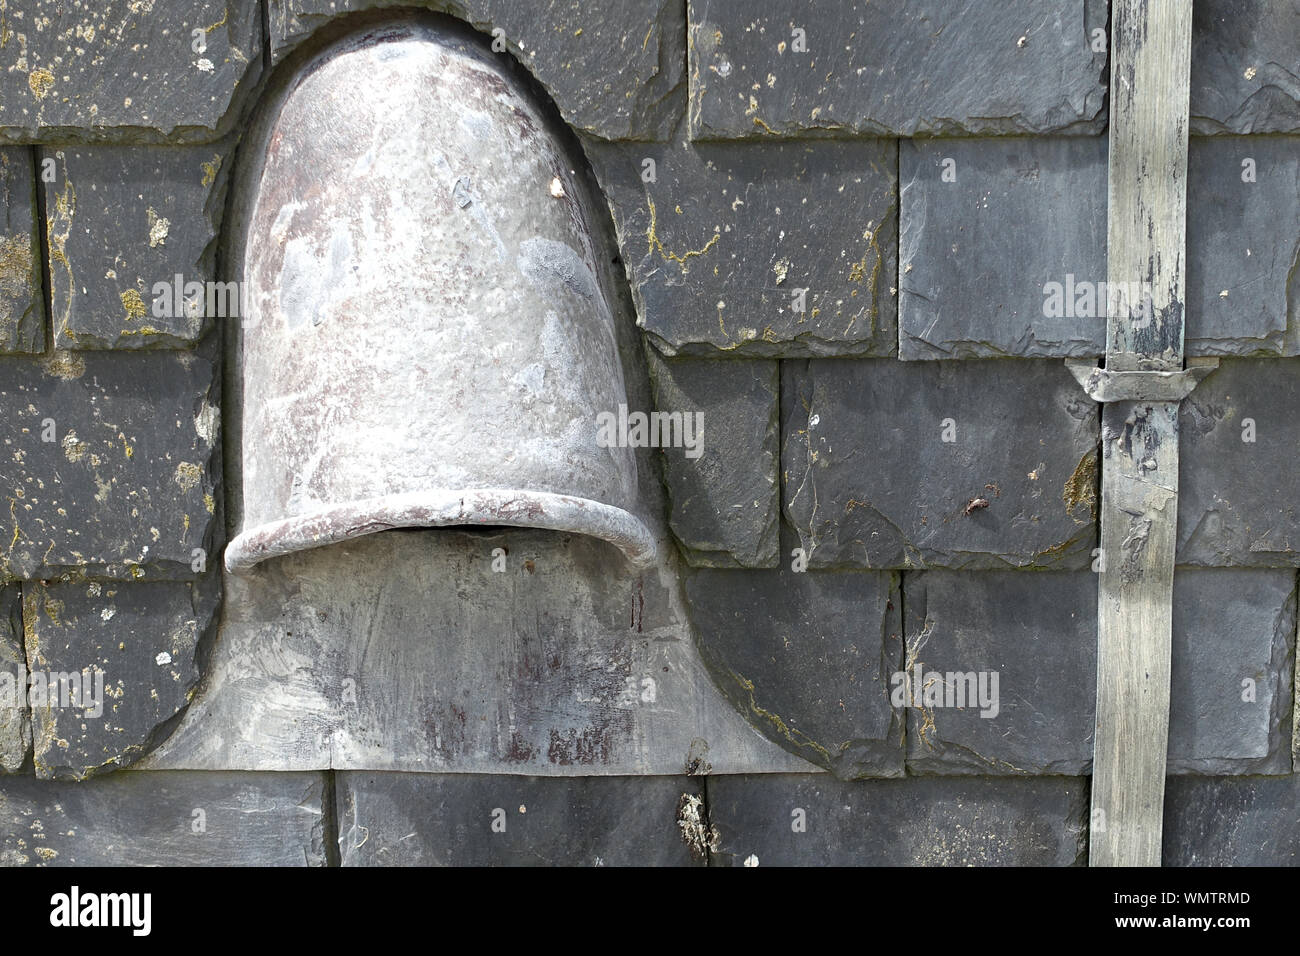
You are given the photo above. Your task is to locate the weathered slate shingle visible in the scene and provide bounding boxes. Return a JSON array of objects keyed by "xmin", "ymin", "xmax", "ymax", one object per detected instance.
[
  {"xmin": 587, "ymin": 133, "xmax": 897, "ymax": 356},
  {"xmin": 782, "ymin": 358, "xmax": 1100, "ymax": 569},
  {"xmin": 270, "ymin": 0, "xmax": 686, "ymax": 141},
  {"xmin": 0, "ymin": 585, "xmax": 29, "ymax": 772},
  {"xmin": 899, "ymin": 137, "xmax": 1107, "ymax": 360},
  {"xmin": 0, "ymin": 0, "xmax": 263, "ymax": 144},
  {"xmin": 42, "ymin": 145, "xmax": 230, "ymax": 349},
  {"xmin": 1179, "ymin": 359, "xmax": 1300, "ymax": 565},
  {"xmin": 1164, "ymin": 774, "xmax": 1300, "ymax": 866},
  {"xmin": 687, "ymin": 0, "xmax": 1109, "ymax": 140},
  {"xmin": 0, "ymin": 148, "xmax": 43, "ymax": 353},
  {"xmin": 1186, "ymin": 136, "xmax": 1300, "ymax": 355},
  {"xmin": 646, "ymin": 350, "xmax": 778, "ymax": 567},
  {"xmin": 900, "ymin": 136, "xmax": 1300, "ymax": 359},
  {"xmin": 23, "ymin": 576, "xmax": 218, "ymax": 779},
  {"xmin": 903, "ymin": 568, "xmax": 1295, "ymax": 776},
  {"xmin": 0, "ymin": 346, "xmax": 220, "ymax": 580},
  {"xmin": 708, "ymin": 773, "xmax": 1089, "ymax": 866},
  {"xmin": 904, "ymin": 571, "xmax": 1097, "ymax": 775},
  {"xmin": 337, "ymin": 772, "xmax": 704, "ymax": 866},
  {"xmin": 0, "ymin": 770, "xmax": 327, "ymax": 866},
  {"xmin": 684, "ymin": 559, "xmax": 903, "ymax": 779},
  {"xmin": 1191, "ymin": 0, "xmax": 1300, "ymax": 135}
]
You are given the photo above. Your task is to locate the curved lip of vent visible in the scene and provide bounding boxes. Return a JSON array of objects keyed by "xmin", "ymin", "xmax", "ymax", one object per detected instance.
[{"xmin": 224, "ymin": 488, "xmax": 658, "ymax": 573}]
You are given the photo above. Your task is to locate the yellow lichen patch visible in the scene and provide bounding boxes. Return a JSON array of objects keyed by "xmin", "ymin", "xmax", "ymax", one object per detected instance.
[
  {"xmin": 203, "ymin": 493, "xmax": 215, "ymax": 514},
  {"xmin": 120, "ymin": 288, "xmax": 147, "ymax": 321},
  {"xmin": 40, "ymin": 351, "xmax": 85, "ymax": 380},
  {"xmin": 174, "ymin": 462, "xmax": 202, "ymax": 492},
  {"xmin": 732, "ymin": 671, "xmax": 834, "ymax": 764},
  {"xmin": 47, "ymin": 170, "xmax": 76, "ymax": 335},
  {"xmin": 844, "ymin": 222, "xmax": 885, "ymax": 335},
  {"xmin": 200, "ymin": 154, "xmax": 222, "ymax": 188},
  {"xmin": 145, "ymin": 207, "xmax": 169, "ymax": 247},
  {"xmin": 1062, "ymin": 449, "xmax": 1098, "ymax": 523},
  {"xmin": 21, "ymin": 588, "xmax": 42, "ymax": 667},
  {"xmin": 60, "ymin": 431, "xmax": 87, "ymax": 463},
  {"xmin": 645, "ymin": 197, "xmax": 718, "ymax": 269},
  {"xmin": 0, "ymin": 233, "xmax": 33, "ymax": 321},
  {"xmin": 27, "ymin": 68, "xmax": 53, "ymax": 98},
  {"xmin": 202, "ymin": 6, "xmax": 230, "ymax": 33},
  {"xmin": 42, "ymin": 592, "xmax": 63, "ymax": 626}
]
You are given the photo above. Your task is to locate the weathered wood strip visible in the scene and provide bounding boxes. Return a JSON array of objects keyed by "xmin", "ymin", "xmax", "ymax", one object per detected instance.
[{"xmin": 1091, "ymin": 0, "xmax": 1193, "ymax": 868}]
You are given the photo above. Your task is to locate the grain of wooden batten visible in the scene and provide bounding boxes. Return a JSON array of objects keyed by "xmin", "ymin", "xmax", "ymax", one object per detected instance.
[{"xmin": 1090, "ymin": 0, "xmax": 1192, "ymax": 867}]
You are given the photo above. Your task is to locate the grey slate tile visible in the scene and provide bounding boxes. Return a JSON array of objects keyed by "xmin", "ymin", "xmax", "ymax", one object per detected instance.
[
  {"xmin": 269, "ymin": 1, "xmax": 686, "ymax": 141},
  {"xmin": 1169, "ymin": 569, "xmax": 1295, "ymax": 775},
  {"xmin": 900, "ymin": 569, "xmax": 1295, "ymax": 776},
  {"xmin": 708, "ymin": 773, "xmax": 1089, "ymax": 866},
  {"xmin": 0, "ymin": 149, "xmax": 44, "ymax": 353},
  {"xmin": 0, "ymin": 585, "xmax": 29, "ymax": 772},
  {"xmin": 899, "ymin": 137, "xmax": 1107, "ymax": 360},
  {"xmin": 687, "ymin": 0, "xmax": 1108, "ymax": 140},
  {"xmin": 1164, "ymin": 774, "xmax": 1300, "ymax": 866},
  {"xmin": 1186, "ymin": 136, "xmax": 1300, "ymax": 355},
  {"xmin": 1191, "ymin": 0, "xmax": 1300, "ymax": 135},
  {"xmin": 336, "ymin": 772, "xmax": 704, "ymax": 866},
  {"xmin": 586, "ymin": 133, "xmax": 897, "ymax": 357},
  {"xmin": 684, "ymin": 562, "xmax": 903, "ymax": 779},
  {"xmin": 904, "ymin": 571, "xmax": 1098, "ymax": 775},
  {"xmin": 0, "ymin": 0, "xmax": 262, "ymax": 144},
  {"xmin": 0, "ymin": 346, "xmax": 220, "ymax": 581},
  {"xmin": 41, "ymin": 145, "xmax": 229, "ymax": 348},
  {"xmin": 23, "ymin": 576, "xmax": 218, "ymax": 780},
  {"xmin": 646, "ymin": 349, "xmax": 779, "ymax": 567},
  {"xmin": 900, "ymin": 137, "xmax": 1300, "ymax": 359},
  {"xmin": 0, "ymin": 770, "xmax": 327, "ymax": 866},
  {"xmin": 1179, "ymin": 359, "xmax": 1300, "ymax": 565},
  {"xmin": 782, "ymin": 358, "xmax": 1100, "ymax": 570}
]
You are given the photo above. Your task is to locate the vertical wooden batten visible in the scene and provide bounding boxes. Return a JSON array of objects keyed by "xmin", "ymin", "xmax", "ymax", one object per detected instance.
[{"xmin": 1089, "ymin": 0, "xmax": 1194, "ymax": 868}]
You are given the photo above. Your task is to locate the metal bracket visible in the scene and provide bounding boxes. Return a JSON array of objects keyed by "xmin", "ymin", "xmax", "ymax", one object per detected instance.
[{"xmin": 1065, "ymin": 357, "xmax": 1219, "ymax": 403}]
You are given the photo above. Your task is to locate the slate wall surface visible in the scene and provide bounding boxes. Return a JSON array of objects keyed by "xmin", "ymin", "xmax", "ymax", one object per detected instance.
[{"xmin": 0, "ymin": 0, "xmax": 1297, "ymax": 865}]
